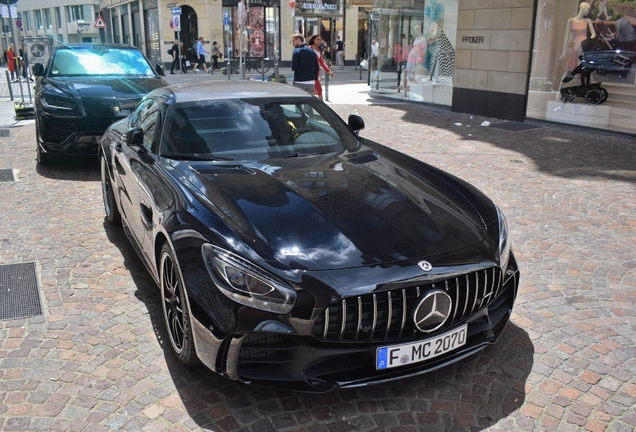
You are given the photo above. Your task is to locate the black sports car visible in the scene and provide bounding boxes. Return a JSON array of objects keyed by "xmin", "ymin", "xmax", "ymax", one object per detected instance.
[
  {"xmin": 99, "ymin": 81, "xmax": 519, "ymax": 392},
  {"xmin": 32, "ymin": 44, "xmax": 168, "ymax": 164}
]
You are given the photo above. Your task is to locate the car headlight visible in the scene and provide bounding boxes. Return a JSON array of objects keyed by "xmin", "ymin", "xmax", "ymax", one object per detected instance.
[
  {"xmin": 42, "ymin": 97, "xmax": 76, "ymax": 111},
  {"xmin": 202, "ymin": 244, "xmax": 296, "ymax": 314},
  {"xmin": 496, "ymin": 205, "xmax": 511, "ymax": 270}
]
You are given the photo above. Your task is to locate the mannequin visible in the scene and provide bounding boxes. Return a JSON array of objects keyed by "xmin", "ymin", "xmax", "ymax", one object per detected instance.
[
  {"xmin": 406, "ymin": 25, "xmax": 426, "ymax": 79},
  {"xmin": 557, "ymin": 2, "xmax": 596, "ymax": 99}
]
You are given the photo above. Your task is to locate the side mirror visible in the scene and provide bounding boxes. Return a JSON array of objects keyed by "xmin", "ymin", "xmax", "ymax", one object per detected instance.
[
  {"xmin": 31, "ymin": 63, "xmax": 44, "ymax": 77},
  {"xmin": 348, "ymin": 114, "xmax": 365, "ymax": 133},
  {"xmin": 125, "ymin": 127, "xmax": 144, "ymax": 147},
  {"xmin": 155, "ymin": 63, "xmax": 165, "ymax": 76}
]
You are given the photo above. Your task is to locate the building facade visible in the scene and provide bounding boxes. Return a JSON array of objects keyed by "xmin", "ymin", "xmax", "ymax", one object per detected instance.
[
  {"xmin": 10, "ymin": 0, "xmax": 636, "ymax": 135},
  {"xmin": 369, "ymin": 0, "xmax": 636, "ymax": 135}
]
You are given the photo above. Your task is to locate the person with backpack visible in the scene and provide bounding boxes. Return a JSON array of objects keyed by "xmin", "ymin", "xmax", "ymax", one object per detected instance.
[{"xmin": 169, "ymin": 40, "xmax": 179, "ymax": 74}]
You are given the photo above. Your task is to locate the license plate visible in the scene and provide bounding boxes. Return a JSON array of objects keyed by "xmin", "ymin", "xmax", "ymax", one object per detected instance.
[{"xmin": 376, "ymin": 325, "xmax": 467, "ymax": 370}]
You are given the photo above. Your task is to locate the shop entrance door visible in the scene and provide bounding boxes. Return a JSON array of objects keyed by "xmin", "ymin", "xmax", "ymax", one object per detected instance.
[{"xmin": 294, "ymin": 16, "xmax": 341, "ymax": 61}]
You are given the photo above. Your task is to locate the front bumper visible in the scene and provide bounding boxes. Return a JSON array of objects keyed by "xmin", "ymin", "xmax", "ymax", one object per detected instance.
[
  {"xmin": 190, "ymin": 255, "xmax": 520, "ymax": 393},
  {"xmin": 38, "ymin": 111, "xmax": 123, "ymax": 156}
]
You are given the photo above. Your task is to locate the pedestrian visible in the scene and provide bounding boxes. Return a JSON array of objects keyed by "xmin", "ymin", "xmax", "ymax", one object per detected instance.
[
  {"xmin": 211, "ymin": 41, "xmax": 222, "ymax": 70},
  {"xmin": 169, "ymin": 39, "xmax": 179, "ymax": 74},
  {"xmin": 179, "ymin": 41, "xmax": 189, "ymax": 73},
  {"xmin": 335, "ymin": 35, "xmax": 345, "ymax": 71},
  {"xmin": 7, "ymin": 44, "xmax": 16, "ymax": 82},
  {"xmin": 18, "ymin": 42, "xmax": 30, "ymax": 80},
  {"xmin": 370, "ymin": 37, "xmax": 379, "ymax": 76},
  {"xmin": 308, "ymin": 34, "xmax": 334, "ymax": 101},
  {"xmin": 192, "ymin": 37, "xmax": 210, "ymax": 73},
  {"xmin": 290, "ymin": 33, "xmax": 319, "ymax": 95}
]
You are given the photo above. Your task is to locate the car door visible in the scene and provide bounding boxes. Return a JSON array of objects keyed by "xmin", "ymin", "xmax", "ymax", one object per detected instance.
[
  {"xmin": 113, "ymin": 99, "xmax": 156, "ymax": 252},
  {"xmin": 131, "ymin": 100, "xmax": 170, "ymax": 267}
]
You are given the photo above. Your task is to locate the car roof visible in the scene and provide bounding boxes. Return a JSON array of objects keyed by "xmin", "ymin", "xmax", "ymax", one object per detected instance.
[
  {"xmin": 53, "ymin": 43, "xmax": 141, "ymax": 51},
  {"xmin": 154, "ymin": 80, "xmax": 312, "ymax": 103}
]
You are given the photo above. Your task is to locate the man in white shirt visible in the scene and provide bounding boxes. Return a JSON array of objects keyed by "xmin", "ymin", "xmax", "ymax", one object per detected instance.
[{"xmin": 370, "ymin": 37, "xmax": 379, "ymax": 75}]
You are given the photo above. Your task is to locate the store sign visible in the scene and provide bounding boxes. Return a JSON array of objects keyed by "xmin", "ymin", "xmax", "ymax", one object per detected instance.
[
  {"xmin": 300, "ymin": 2, "xmax": 338, "ymax": 11},
  {"xmin": 462, "ymin": 36, "xmax": 484, "ymax": 44}
]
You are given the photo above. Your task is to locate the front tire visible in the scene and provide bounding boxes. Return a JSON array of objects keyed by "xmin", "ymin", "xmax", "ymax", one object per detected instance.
[
  {"xmin": 101, "ymin": 154, "xmax": 121, "ymax": 225},
  {"xmin": 160, "ymin": 243, "xmax": 199, "ymax": 366}
]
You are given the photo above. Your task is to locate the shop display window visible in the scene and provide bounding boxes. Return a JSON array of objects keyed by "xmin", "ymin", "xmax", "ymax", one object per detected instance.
[
  {"xmin": 370, "ymin": 0, "xmax": 458, "ymax": 105},
  {"xmin": 528, "ymin": 1, "xmax": 636, "ymax": 132}
]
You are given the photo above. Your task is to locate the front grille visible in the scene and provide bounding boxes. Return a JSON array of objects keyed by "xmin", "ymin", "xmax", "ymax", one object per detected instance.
[{"xmin": 312, "ymin": 267, "xmax": 503, "ymax": 342}]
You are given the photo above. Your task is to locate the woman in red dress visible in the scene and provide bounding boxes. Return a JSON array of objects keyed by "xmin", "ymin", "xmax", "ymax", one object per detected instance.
[
  {"xmin": 307, "ymin": 34, "xmax": 334, "ymax": 101},
  {"xmin": 7, "ymin": 44, "xmax": 16, "ymax": 82}
]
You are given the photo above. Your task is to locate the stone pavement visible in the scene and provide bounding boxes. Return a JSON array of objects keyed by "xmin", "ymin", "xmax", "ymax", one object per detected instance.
[{"xmin": 0, "ymin": 78, "xmax": 635, "ymax": 432}]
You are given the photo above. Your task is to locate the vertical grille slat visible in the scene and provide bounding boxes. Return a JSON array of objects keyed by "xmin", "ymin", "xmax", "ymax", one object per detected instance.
[
  {"xmin": 314, "ymin": 267, "xmax": 504, "ymax": 342},
  {"xmin": 399, "ymin": 289, "xmax": 407, "ymax": 338},
  {"xmin": 493, "ymin": 268, "xmax": 503, "ymax": 299},
  {"xmin": 339, "ymin": 299, "xmax": 347, "ymax": 340},
  {"xmin": 449, "ymin": 279, "xmax": 459, "ymax": 323},
  {"xmin": 370, "ymin": 294, "xmax": 378, "ymax": 340},
  {"xmin": 461, "ymin": 277, "xmax": 469, "ymax": 317},
  {"xmin": 384, "ymin": 291, "xmax": 393, "ymax": 339},
  {"xmin": 471, "ymin": 272, "xmax": 479, "ymax": 314},
  {"xmin": 355, "ymin": 297, "xmax": 362, "ymax": 341}
]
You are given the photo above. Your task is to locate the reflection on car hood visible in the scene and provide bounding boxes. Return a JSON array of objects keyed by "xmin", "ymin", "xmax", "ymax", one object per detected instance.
[
  {"xmin": 172, "ymin": 148, "xmax": 492, "ymax": 271},
  {"xmin": 43, "ymin": 76, "xmax": 168, "ymax": 101}
]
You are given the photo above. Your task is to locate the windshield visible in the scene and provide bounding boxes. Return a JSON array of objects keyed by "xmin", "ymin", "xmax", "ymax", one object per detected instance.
[
  {"xmin": 159, "ymin": 98, "xmax": 359, "ymax": 161},
  {"xmin": 49, "ymin": 47, "xmax": 156, "ymax": 77}
]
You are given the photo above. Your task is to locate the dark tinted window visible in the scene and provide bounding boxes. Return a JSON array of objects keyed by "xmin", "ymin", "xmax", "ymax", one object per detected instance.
[{"xmin": 159, "ymin": 98, "xmax": 358, "ymax": 161}]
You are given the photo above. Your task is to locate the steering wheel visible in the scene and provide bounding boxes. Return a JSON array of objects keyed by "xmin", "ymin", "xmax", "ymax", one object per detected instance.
[{"xmin": 291, "ymin": 128, "xmax": 315, "ymax": 142}]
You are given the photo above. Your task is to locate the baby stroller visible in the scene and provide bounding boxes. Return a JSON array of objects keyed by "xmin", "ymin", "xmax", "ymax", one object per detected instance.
[
  {"xmin": 561, "ymin": 49, "xmax": 635, "ymax": 104},
  {"xmin": 561, "ymin": 21, "xmax": 636, "ymax": 105}
]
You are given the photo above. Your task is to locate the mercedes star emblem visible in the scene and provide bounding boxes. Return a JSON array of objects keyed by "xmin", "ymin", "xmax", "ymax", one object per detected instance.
[
  {"xmin": 418, "ymin": 260, "xmax": 433, "ymax": 272},
  {"xmin": 413, "ymin": 289, "xmax": 452, "ymax": 333}
]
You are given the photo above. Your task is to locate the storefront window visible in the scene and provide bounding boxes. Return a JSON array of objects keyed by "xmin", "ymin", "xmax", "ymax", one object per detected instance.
[
  {"xmin": 225, "ymin": 2, "xmax": 279, "ymax": 60},
  {"xmin": 370, "ymin": 0, "xmax": 458, "ymax": 105},
  {"xmin": 527, "ymin": 1, "xmax": 636, "ymax": 133}
]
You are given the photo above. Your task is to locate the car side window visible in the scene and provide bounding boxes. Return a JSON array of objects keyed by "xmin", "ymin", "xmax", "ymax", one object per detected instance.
[
  {"xmin": 130, "ymin": 99, "xmax": 152, "ymax": 128},
  {"xmin": 128, "ymin": 99, "xmax": 159, "ymax": 150}
]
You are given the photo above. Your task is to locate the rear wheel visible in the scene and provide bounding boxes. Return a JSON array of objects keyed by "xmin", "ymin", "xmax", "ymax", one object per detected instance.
[
  {"xmin": 101, "ymin": 154, "xmax": 121, "ymax": 225},
  {"xmin": 585, "ymin": 89, "xmax": 603, "ymax": 105},
  {"xmin": 160, "ymin": 243, "xmax": 199, "ymax": 366}
]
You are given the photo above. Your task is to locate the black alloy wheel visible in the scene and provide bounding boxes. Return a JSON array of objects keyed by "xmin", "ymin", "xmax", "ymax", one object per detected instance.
[
  {"xmin": 101, "ymin": 155, "xmax": 121, "ymax": 225},
  {"xmin": 160, "ymin": 243, "xmax": 198, "ymax": 365}
]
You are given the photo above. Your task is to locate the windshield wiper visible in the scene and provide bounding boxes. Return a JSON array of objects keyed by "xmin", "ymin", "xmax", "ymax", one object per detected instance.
[
  {"xmin": 160, "ymin": 153, "xmax": 234, "ymax": 161},
  {"xmin": 281, "ymin": 151, "xmax": 329, "ymax": 158}
]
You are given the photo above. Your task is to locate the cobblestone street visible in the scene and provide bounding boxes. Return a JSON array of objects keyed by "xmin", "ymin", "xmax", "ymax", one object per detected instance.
[{"xmin": 0, "ymin": 94, "xmax": 635, "ymax": 431}]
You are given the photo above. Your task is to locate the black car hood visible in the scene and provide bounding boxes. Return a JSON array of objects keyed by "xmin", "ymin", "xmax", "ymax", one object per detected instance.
[
  {"xmin": 43, "ymin": 76, "xmax": 168, "ymax": 116},
  {"xmin": 172, "ymin": 149, "xmax": 491, "ymax": 271}
]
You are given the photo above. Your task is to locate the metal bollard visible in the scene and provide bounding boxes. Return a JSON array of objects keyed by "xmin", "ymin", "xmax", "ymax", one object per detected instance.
[
  {"xmin": 227, "ymin": 60, "xmax": 231, "ymax": 80},
  {"xmin": 355, "ymin": 55, "xmax": 358, "ymax": 71},
  {"xmin": 261, "ymin": 58, "xmax": 265, "ymax": 82},
  {"xmin": 6, "ymin": 71, "xmax": 13, "ymax": 101},
  {"xmin": 325, "ymin": 71, "xmax": 329, "ymax": 102},
  {"xmin": 274, "ymin": 64, "xmax": 279, "ymax": 84}
]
